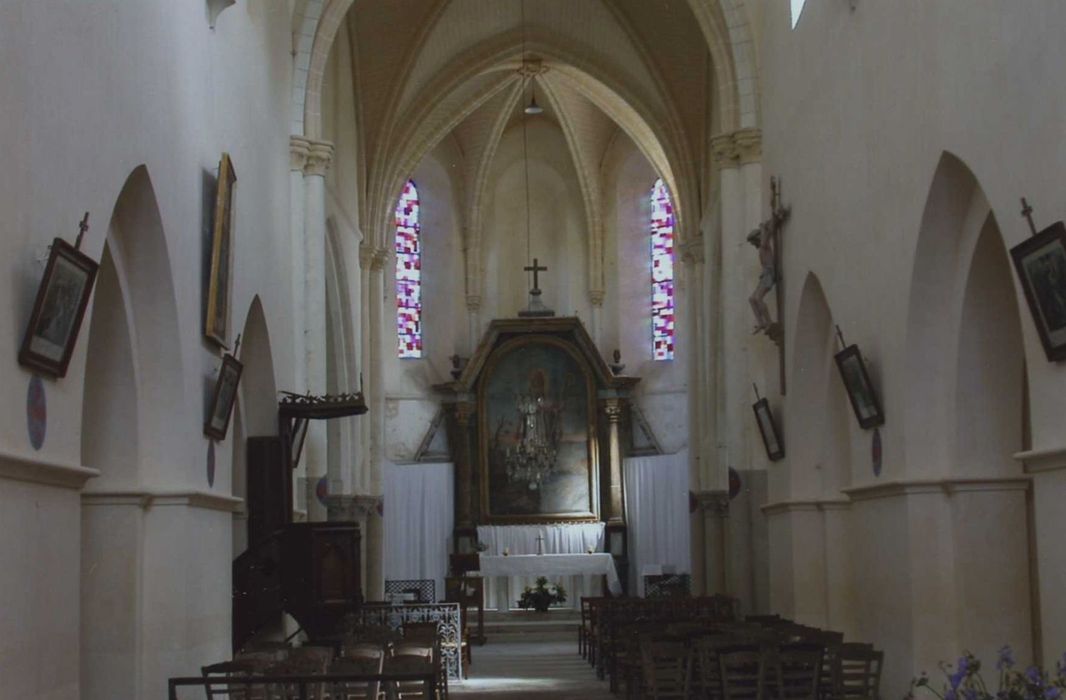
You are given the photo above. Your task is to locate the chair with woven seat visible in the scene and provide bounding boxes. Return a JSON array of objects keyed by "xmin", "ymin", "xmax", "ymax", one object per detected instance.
[
  {"xmin": 328, "ymin": 656, "xmax": 384, "ymax": 700},
  {"xmin": 383, "ymin": 653, "xmax": 436, "ymax": 700},
  {"xmin": 828, "ymin": 643, "xmax": 882, "ymax": 700},
  {"xmin": 770, "ymin": 644, "xmax": 824, "ymax": 700},
  {"xmin": 719, "ymin": 644, "xmax": 769, "ymax": 700},
  {"xmin": 640, "ymin": 637, "xmax": 691, "ymax": 700}
]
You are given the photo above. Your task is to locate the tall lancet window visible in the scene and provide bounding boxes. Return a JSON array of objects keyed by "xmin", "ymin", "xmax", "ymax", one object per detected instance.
[
  {"xmin": 650, "ymin": 177, "xmax": 675, "ymax": 360},
  {"xmin": 395, "ymin": 179, "xmax": 422, "ymax": 358}
]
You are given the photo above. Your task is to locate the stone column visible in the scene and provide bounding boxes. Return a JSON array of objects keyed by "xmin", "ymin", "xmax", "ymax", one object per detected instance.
[
  {"xmin": 589, "ymin": 289, "xmax": 605, "ymax": 349},
  {"xmin": 301, "ymin": 139, "xmax": 334, "ymax": 521},
  {"xmin": 289, "ymin": 136, "xmax": 310, "ymax": 512},
  {"xmin": 602, "ymin": 398, "xmax": 626, "ymax": 524},
  {"xmin": 709, "ymin": 129, "xmax": 763, "ymax": 494},
  {"xmin": 680, "ymin": 238, "xmax": 707, "ymax": 592},
  {"xmin": 466, "ymin": 294, "xmax": 481, "ymax": 353},
  {"xmin": 368, "ymin": 248, "xmax": 389, "ymax": 497},
  {"xmin": 358, "ymin": 244, "xmax": 375, "ymax": 495},
  {"xmin": 699, "ymin": 491, "xmax": 730, "ymax": 594}
]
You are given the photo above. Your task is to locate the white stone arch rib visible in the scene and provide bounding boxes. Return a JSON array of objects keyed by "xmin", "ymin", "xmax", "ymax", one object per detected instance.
[{"xmin": 369, "ymin": 35, "xmax": 689, "ymax": 253}]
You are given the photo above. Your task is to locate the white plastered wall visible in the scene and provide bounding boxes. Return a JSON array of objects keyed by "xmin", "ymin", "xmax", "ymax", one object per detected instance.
[
  {"xmin": 758, "ymin": 0, "xmax": 1066, "ymax": 694},
  {"xmin": 0, "ymin": 1, "xmax": 295, "ymax": 697}
]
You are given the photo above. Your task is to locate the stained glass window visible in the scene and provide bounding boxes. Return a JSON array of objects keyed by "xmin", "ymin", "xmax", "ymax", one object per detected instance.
[
  {"xmin": 395, "ymin": 179, "xmax": 422, "ymax": 358},
  {"xmin": 650, "ymin": 178, "xmax": 675, "ymax": 361}
]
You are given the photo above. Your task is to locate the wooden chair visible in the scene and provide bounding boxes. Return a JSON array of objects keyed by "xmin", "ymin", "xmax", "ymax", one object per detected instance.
[
  {"xmin": 445, "ymin": 576, "xmax": 485, "ymax": 646},
  {"xmin": 383, "ymin": 653, "xmax": 436, "ymax": 700},
  {"xmin": 201, "ymin": 659, "xmax": 265, "ymax": 700},
  {"xmin": 719, "ymin": 644, "xmax": 768, "ymax": 700},
  {"xmin": 828, "ymin": 643, "xmax": 882, "ymax": 700},
  {"xmin": 640, "ymin": 637, "xmax": 691, "ymax": 699},
  {"xmin": 769, "ymin": 644, "xmax": 824, "ymax": 700},
  {"xmin": 328, "ymin": 656, "xmax": 383, "ymax": 700},
  {"xmin": 693, "ymin": 634, "xmax": 733, "ymax": 700}
]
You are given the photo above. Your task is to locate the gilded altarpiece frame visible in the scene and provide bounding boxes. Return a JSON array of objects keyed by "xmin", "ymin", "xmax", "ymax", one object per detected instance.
[{"xmin": 478, "ymin": 335, "xmax": 600, "ymax": 523}]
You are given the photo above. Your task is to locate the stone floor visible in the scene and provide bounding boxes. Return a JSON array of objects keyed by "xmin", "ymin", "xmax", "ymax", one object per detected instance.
[{"xmin": 451, "ymin": 631, "xmax": 615, "ymax": 699}]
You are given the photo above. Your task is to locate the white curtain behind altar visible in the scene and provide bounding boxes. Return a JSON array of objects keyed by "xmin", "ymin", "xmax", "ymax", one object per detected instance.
[
  {"xmin": 624, "ymin": 450, "xmax": 691, "ymax": 596},
  {"xmin": 476, "ymin": 523, "xmax": 605, "ymax": 610},
  {"xmin": 383, "ymin": 462, "xmax": 454, "ymax": 601}
]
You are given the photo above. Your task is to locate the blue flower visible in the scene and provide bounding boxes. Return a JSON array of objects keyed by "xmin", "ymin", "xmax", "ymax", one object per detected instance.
[
  {"xmin": 998, "ymin": 647, "xmax": 1016, "ymax": 671},
  {"xmin": 1026, "ymin": 667, "xmax": 1044, "ymax": 686},
  {"xmin": 1044, "ymin": 686, "xmax": 1061, "ymax": 700},
  {"xmin": 951, "ymin": 658, "xmax": 971, "ymax": 691},
  {"xmin": 946, "ymin": 690, "xmax": 958, "ymax": 700}
]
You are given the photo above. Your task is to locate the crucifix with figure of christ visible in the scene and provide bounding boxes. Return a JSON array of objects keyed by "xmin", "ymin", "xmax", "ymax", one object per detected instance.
[
  {"xmin": 748, "ymin": 176, "xmax": 790, "ymax": 393},
  {"xmin": 519, "ymin": 257, "xmax": 555, "ymax": 317}
]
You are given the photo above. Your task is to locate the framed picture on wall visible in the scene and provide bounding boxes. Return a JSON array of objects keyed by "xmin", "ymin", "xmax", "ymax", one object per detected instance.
[
  {"xmin": 834, "ymin": 344, "xmax": 884, "ymax": 429},
  {"xmin": 204, "ymin": 353, "xmax": 243, "ymax": 440},
  {"xmin": 18, "ymin": 238, "xmax": 99, "ymax": 378},
  {"xmin": 1010, "ymin": 221, "xmax": 1066, "ymax": 362},
  {"xmin": 205, "ymin": 152, "xmax": 237, "ymax": 347},
  {"xmin": 751, "ymin": 397, "xmax": 784, "ymax": 461}
]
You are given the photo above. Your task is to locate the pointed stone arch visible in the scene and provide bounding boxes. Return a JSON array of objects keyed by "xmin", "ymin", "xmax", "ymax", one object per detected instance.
[{"xmin": 79, "ymin": 164, "xmax": 184, "ymax": 700}]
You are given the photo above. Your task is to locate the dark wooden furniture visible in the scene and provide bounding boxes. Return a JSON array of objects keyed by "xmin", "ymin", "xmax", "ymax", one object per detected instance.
[{"xmin": 445, "ymin": 576, "xmax": 485, "ymax": 646}]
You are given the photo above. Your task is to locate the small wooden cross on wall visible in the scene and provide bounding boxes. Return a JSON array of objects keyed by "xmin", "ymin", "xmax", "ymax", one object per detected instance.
[{"xmin": 535, "ymin": 533, "xmax": 545, "ymax": 555}]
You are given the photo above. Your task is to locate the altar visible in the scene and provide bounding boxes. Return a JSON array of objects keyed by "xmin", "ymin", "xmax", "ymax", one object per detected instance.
[{"xmin": 478, "ymin": 554, "xmax": 623, "ymax": 595}]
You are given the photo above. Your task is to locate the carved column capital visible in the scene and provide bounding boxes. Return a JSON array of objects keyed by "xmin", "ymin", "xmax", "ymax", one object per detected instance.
[
  {"xmin": 696, "ymin": 490, "xmax": 730, "ymax": 518},
  {"xmin": 289, "ymin": 135, "xmax": 311, "ymax": 172},
  {"xmin": 304, "ymin": 139, "xmax": 335, "ymax": 177},
  {"xmin": 711, "ymin": 129, "xmax": 762, "ymax": 169},
  {"xmin": 359, "ymin": 244, "xmax": 375, "ymax": 271},
  {"xmin": 588, "ymin": 289, "xmax": 606, "ymax": 307},
  {"xmin": 601, "ymin": 397, "xmax": 624, "ymax": 422},
  {"xmin": 679, "ymin": 238, "xmax": 705, "ymax": 264},
  {"xmin": 734, "ymin": 128, "xmax": 763, "ymax": 165},
  {"xmin": 710, "ymin": 133, "xmax": 739, "ymax": 168},
  {"xmin": 452, "ymin": 401, "xmax": 476, "ymax": 426},
  {"xmin": 370, "ymin": 248, "xmax": 390, "ymax": 272}
]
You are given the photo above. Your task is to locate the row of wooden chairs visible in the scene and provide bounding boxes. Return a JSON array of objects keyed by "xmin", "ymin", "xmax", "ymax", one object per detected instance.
[
  {"xmin": 580, "ymin": 595, "xmax": 740, "ymax": 679},
  {"xmin": 593, "ymin": 612, "xmax": 882, "ymax": 700},
  {"xmin": 204, "ymin": 622, "xmax": 447, "ymax": 699}
]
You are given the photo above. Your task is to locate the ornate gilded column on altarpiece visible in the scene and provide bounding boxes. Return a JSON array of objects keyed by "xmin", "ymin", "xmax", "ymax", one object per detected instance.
[{"xmin": 602, "ymin": 397, "xmax": 626, "ymax": 525}]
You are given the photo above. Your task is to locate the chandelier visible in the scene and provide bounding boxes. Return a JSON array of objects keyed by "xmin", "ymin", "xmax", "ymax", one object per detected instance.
[{"xmin": 505, "ymin": 393, "xmax": 560, "ymax": 490}]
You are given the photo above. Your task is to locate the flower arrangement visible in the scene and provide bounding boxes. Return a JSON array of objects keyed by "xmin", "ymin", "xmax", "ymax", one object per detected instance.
[
  {"xmin": 517, "ymin": 576, "xmax": 567, "ymax": 612},
  {"xmin": 908, "ymin": 647, "xmax": 1066, "ymax": 700}
]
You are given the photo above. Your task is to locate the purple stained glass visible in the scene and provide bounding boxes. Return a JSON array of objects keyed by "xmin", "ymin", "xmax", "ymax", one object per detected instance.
[
  {"xmin": 395, "ymin": 180, "xmax": 422, "ymax": 358},
  {"xmin": 650, "ymin": 178, "xmax": 675, "ymax": 360}
]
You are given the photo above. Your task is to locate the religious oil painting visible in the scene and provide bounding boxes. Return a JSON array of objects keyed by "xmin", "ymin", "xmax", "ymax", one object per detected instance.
[
  {"xmin": 834, "ymin": 344, "xmax": 884, "ymax": 429},
  {"xmin": 205, "ymin": 152, "xmax": 236, "ymax": 347},
  {"xmin": 18, "ymin": 238, "xmax": 99, "ymax": 378},
  {"xmin": 1011, "ymin": 221, "xmax": 1066, "ymax": 361},
  {"xmin": 204, "ymin": 353, "xmax": 243, "ymax": 440},
  {"xmin": 479, "ymin": 337, "xmax": 597, "ymax": 522},
  {"xmin": 752, "ymin": 397, "xmax": 784, "ymax": 461}
]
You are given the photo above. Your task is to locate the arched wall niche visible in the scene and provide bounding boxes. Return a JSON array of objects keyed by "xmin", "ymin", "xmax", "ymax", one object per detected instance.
[
  {"xmin": 79, "ymin": 163, "xmax": 181, "ymax": 700},
  {"xmin": 904, "ymin": 152, "xmax": 990, "ymax": 479},
  {"xmin": 953, "ymin": 215, "xmax": 1026, "ymax": 478},
  {"xmin": 103, "ymin": 165, "xmax": 186, "ymax": 485},
  {"xmin": 81, "ymin": 245, "xmax": 139, "ymax": 488},
  {"xmin": 781, "ymin": 272, "xmax": 835, "ymax": 503},
  {"xmin": 239, "ymin": 296, "xmax": 279, "ymax": 439}
]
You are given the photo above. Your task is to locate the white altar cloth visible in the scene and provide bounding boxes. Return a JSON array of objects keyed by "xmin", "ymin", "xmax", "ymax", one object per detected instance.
[{"xmin": 478, "ymin": 553, "xmax": 622, "ymax": 595}]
